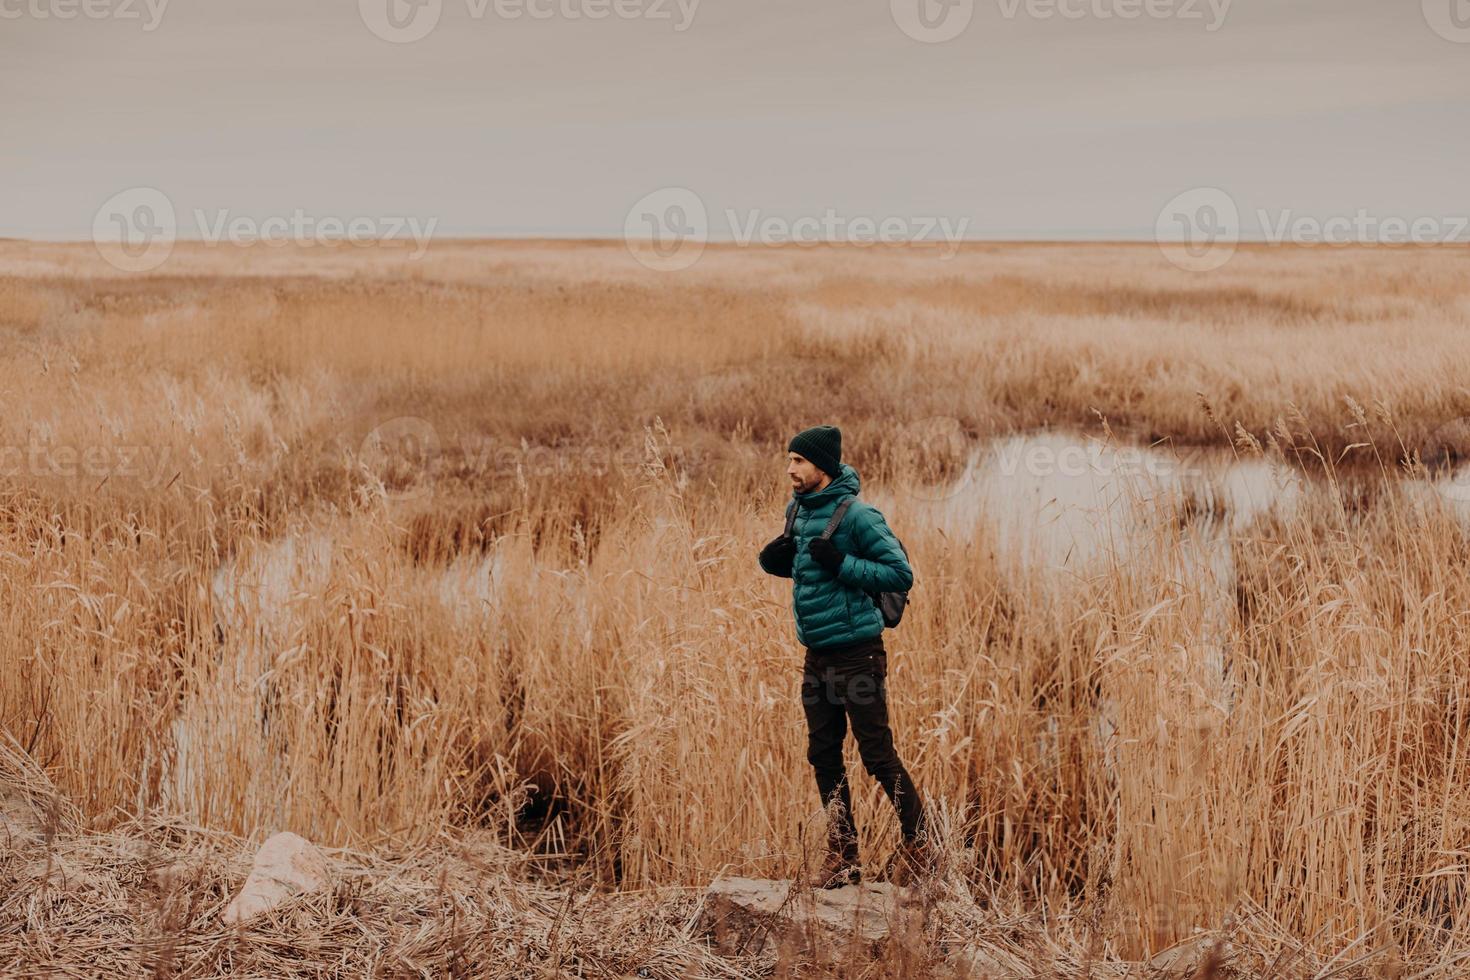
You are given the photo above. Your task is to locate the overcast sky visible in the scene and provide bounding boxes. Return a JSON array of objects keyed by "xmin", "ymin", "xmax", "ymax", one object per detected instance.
[{"xmin": 4, "ymin": 0, "xmax": 1467, "ymax": 241}]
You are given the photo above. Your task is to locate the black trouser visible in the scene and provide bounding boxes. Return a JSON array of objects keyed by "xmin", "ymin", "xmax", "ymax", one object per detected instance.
[{"xmin": 801, "ymin": 635, "xmax": 927, "ymax": 861}]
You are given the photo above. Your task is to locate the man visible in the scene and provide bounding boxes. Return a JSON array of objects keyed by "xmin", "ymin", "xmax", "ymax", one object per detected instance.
[{"xmin": 758, "ymin": 424, "xmax": 934, "ymax": 889}]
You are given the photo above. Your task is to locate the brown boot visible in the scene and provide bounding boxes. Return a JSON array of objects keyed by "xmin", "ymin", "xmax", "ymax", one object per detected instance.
[
  {"xmin": 883, "ymin": 837, "xmax": 938, "ymax": 887},
  {"xmin": 808, "ymin": 848, "xmax": 861, "ymax": 889}
]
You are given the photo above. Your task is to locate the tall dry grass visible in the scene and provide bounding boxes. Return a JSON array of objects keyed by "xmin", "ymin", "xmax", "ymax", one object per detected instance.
[{"xmin": 3, "ymin": 239, "xmax": 1470, "ymax": 968}]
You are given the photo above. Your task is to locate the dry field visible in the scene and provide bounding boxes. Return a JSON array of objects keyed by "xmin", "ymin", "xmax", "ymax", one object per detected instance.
[{"xmin": 2, "ymin": 239, "xmax": 1470, "ymax": 976}]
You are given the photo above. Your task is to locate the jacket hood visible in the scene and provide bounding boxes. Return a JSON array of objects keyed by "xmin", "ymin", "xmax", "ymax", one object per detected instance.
[{"xmin": 793, "ymin": 462, "xmax": 860, "ymax": 509}]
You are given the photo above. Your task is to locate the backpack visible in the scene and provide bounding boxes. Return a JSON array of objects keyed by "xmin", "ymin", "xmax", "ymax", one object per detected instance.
[{"xmin": 784, "ymin": 497, "xmax": 911, "ymax": 628}]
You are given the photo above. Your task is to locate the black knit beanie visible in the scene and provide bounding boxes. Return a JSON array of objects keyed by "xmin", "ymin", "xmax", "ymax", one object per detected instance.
[{"xmin": 788, "ymin": 425, "xmax": 842, "ymax": 479}]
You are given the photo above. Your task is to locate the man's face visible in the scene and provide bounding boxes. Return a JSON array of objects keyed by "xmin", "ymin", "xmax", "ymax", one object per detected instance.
[{"xmin": 787, "ymin": 453, "xmax": 829, "ymax": 494}]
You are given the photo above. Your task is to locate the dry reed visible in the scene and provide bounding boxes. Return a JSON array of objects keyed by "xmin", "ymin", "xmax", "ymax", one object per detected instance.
[{"xmin": 3, "ymin": 240, "xmax": 1470, "ymax": 975}]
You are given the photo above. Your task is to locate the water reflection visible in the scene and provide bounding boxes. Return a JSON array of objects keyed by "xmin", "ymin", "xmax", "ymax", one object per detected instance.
[
  {"xmin": 903, "ymin": 432, "xmax": 1309, "ymax": 769},
  {"xmin": 912, "ymin": 432, "xmax": 1303, "ymax": 574}
]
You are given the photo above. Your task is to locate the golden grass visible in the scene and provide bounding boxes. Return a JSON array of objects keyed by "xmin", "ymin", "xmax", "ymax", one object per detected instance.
[{"xmin": 3, "ymin": 239, "xmax": 1470, "ymax": 974}]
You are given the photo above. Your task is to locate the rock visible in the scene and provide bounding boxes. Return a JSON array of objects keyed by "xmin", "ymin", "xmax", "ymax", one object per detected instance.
[
  {"xmin": 1148, "ymin": 933, "xmax": 1233, "ymax": 976},
  {"xmin": 698, "ymin": 876, "xmax": 924, "ymax": 957},
  {"xmin": 222, "ymin": 831, "xmax": 331, "ymax": 925},
  {"xmin": 949, "ymin": 945, "xmax": 1029, "ymax": 978},
  {"xmin": 0, "ymin": 781, "xmax": 48, "ymax": 845},
  {"xmin": 0, "ymin": 734, "xmax": 79, "ymax": 847}
]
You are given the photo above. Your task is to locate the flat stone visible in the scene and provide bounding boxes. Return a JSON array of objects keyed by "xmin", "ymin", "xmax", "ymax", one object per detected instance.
[
  {"xmin": 1148, "ymin": 933, "xmax": 1233, "ymax": 975},
  {"xmin": 0, "ymin": 783, "xmax": 47, "ymax": 845},
  {"xmin": 698, "ymin": 876, "xmax": 924, "ymax": 957},
  {"xmin": 222, "ymin": 831, "xmax": 331, "ymax": 925},
  {"xmin": 949, "ymin": 945, "xmax": 1030, "ymax": 978},
  {"xmin": 0, "ymin": 737, "xmax": 77, "ymax": 848}
]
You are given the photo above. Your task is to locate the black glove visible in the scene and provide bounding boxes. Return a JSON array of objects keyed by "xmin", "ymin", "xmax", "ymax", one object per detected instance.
[
  {"xmin": 807, "ymin": 537, "xmax": 845, "ymax": 574},
  {"xmin": 759, "ymin": 534, "xmax": 796, "ymax": 577}
]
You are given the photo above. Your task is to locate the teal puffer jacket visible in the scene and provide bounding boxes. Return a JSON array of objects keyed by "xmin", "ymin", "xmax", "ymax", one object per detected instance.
[{"xmin": 764, "ymin": 463, "xmax": 913, "ymax": 649}]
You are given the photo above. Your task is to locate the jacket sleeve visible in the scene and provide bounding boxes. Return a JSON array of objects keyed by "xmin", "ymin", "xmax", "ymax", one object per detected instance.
[{"xmin": 836, "ymin": 505, "xmax": 912, "ymax": 594}]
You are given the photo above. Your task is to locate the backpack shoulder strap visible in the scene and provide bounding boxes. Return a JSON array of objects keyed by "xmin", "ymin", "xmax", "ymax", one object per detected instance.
[
  {"xmin": 782, "ymin": 499, "xmax": 798, "ymax": 538},
  {"xmin": 820, "ymin": 497, "xmax": 856, "ymax": 540}
]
